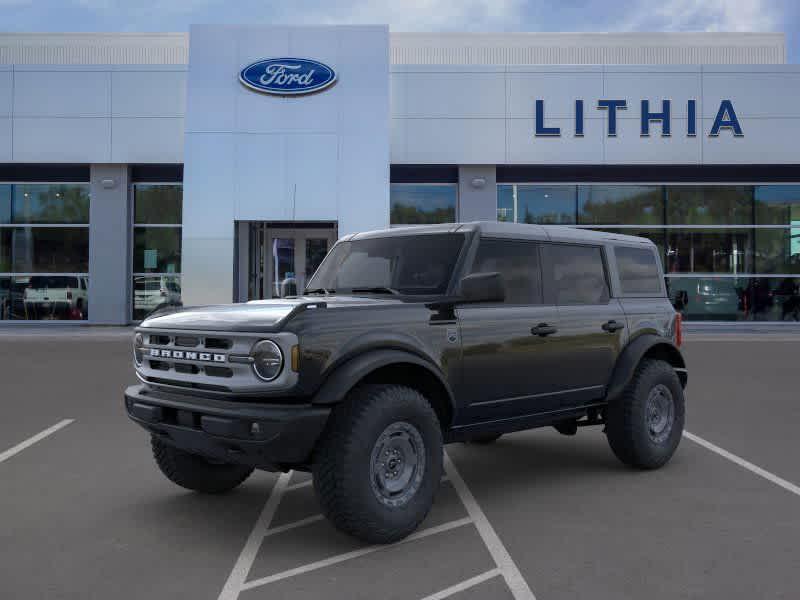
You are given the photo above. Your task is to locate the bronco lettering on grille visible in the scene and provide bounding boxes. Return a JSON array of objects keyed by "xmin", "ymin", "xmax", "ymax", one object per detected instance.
[{"xmin": 149, "ymin": 348, "xmax": 226, "ymax": 363}]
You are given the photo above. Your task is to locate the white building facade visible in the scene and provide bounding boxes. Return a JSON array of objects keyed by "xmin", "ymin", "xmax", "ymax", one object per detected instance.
[{"xmin": 1, "ymin": 28, "xmax": 798, "ymax": 324}]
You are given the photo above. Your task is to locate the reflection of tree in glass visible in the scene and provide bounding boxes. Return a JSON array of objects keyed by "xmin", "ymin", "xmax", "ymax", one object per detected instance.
[
  {"xmin": 579, "ymin": 186, "xmax": 663, "ymax": 225},
  {"xmin": 666, "ymin": 186, "xmax": 752, "ymax": 225},
  {"xmin": 390, "ymin": 204, "xmax": 455, "ymax": 225},
  {"xmin": 14, "ymin": 185, "xmax": 90, "ymax": 224}
]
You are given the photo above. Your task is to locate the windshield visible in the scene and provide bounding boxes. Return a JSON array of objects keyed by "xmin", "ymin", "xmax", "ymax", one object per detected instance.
[{"xmin": 307, "ymin": 233, "xmax": 466, "ymax": 296}]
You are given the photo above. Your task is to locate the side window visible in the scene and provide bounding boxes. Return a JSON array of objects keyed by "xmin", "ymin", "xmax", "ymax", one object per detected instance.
[
  {"xmin": 615, "ymin": 246, "xmax": 663, "ymax": 295},
  {"xmin": 545, "ymin": 243, "xmax": 610, "ymax": 305},
  {"xmin": 469, "ymin": 238, "xmax": 541, "ymax": 304}
]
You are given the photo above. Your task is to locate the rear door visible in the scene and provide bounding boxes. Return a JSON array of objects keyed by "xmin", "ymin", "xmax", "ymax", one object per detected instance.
[
  {"xmin": 541, "ymin": 243, "xmax": 627, "ymax": 408},
  {"xmin": 455, "ymin": 237, "xmax": 563, "ymax": 423}
]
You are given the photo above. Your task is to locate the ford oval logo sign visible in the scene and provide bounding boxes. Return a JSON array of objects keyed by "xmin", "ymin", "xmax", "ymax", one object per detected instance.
[{"xmin": 239, "ymin": 58, "xmax": 337, "ymax": 96}]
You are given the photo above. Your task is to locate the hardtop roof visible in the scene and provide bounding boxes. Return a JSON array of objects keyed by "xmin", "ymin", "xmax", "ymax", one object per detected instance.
[{"xmin": 346, "ymin": 221, "xmax": 654, "ymax": 247}]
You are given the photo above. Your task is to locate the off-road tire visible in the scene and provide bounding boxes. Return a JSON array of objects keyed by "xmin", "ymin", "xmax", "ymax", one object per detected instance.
[
  {"xmin": 468, "ymin": 433, "xmax": 502, "ymax": 444},
  {"xmin": 605, "ymin": 359, "xmax": 685, "ymax": 469},
  {"xmin": 151, "ymin": 436, "xmax": 254, "ymax": 493},
  {"xmin": 312, "ymin": 384, "xmax": 443, "ymax": 544}
]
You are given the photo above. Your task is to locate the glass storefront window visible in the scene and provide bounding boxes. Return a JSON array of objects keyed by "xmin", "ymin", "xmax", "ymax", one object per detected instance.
[
  {"xmin": 133, "ymin": 227, "xmax": 181, "ymax": 273},
  {"xmin": 517, "ymin": 185, "xmax": 575, "ymax": 224},
  {"xmin": 132, "ymin": 275, "xmax": 181, "ymax": 320},
  {"xmin": 666, "ymin": 276, "xmax": 750, "ymax": 321},
  {"xmin": 0, "ymin": 181, "xmax": 89, "ymax": 320},
  {"xmin": 132, "ymin": 183, "xmax": 183, "ymax": 320},
  {"xmin": 666, "ymin": 229, "xmax": 753, "ymax": 274},
  {"xmin": 134, "ymin": 185, "xmax": 182, "ymax": 225},
  {"xmin": 578, "ymin": 185, "xmax": 662, "ymax": 225},
  {"xmin": 0, "ymin": 185, "xmax": 10, "ymax": 223},
  {"xmin": 1, "ymin": 274, "xmax": 89, "ymax": 321},
  {"xmin": 755, "ymin": 228, "xmax": 800, "ymax": 274},
  {"xmin": 494, "ymin": 183, "xmax": 800, "ymax": 320},
  {"xmin": 1, "ymin": 228, "xmax": 90, "ymax": 273},
  {"xmin": 497, "ymin": 185, "xmax": 575, "ymax": 224},
  {"xmin": 755, "ymin": 185, "xmax": 800, "ymax": 226},
  {"xmin": 667, "ymin": 276, "xmax": 800, "ymax": 322},
  {"xmin": 1, "ymin": 184, "xmax": 89, "ymax": 225},
  {"xmin": 390, "ymin": 184, "xmax": 457, "ymax": 225},
  {"xmin": 666, "ymin": 186, "xmax": 753, "ymax": 225}
]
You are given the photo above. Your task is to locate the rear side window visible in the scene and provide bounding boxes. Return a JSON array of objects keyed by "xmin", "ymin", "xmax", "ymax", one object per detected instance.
[
  {"xmin": 544, "ymin": 244, "xmax": 610, "ymax": 305},
  {"xmin": 615, "ymin": 246, "xmax": 663, "ymax": 295},
  {"xmin": 470, "ymin": 238, "xmax": 541, "ymax": 304}
]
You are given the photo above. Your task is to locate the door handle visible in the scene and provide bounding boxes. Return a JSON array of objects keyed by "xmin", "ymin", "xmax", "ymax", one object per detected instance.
[
  {"xmin": 531, "ymin": 323, "xmax": 558, "ymax": 337},
  {"xmin": 602, "ymin": 320, "xmax": 625, "ymax": 333}
]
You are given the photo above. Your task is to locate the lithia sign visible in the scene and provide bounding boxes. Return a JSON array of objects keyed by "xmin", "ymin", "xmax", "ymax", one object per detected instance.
[{"xmin": 535, "ymin": 99, "xmax": 743, "ymax": 138}]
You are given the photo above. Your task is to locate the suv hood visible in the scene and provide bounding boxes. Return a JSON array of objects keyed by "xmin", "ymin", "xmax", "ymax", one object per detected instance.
[{"xmin": 140, "ymin": 295, "xmax": 405, "ymax": 332}]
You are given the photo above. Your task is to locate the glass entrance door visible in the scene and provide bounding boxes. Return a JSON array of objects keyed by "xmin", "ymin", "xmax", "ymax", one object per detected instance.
[{"xmin": 247, "ymin": 224, "xmax": 337, "ymax": 300}]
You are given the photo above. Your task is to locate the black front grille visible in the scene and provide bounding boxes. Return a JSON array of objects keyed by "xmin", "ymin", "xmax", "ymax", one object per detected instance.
[
  {"xmin": 205, "ymin": 366, "xmax": 233, "ymax": 378},
  {"xmin": 175, "ymin": 336, "xmax": 200, "ymax": 347},
  {"xmin": 144, "ymin": 376, "xmax": 231, "ymax": 393},
  {"xmin": 149, "ymin": 334, "xmax": 171, "ymax": 346},
  {"xmin": 205, "ymin": 337, "xmax": 232, "ymax": 349}
]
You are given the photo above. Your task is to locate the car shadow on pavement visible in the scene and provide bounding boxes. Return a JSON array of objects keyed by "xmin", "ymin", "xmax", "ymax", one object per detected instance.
[{"xmin": 447, "ymin": 428, "xmax": 687, "ymax": 496}]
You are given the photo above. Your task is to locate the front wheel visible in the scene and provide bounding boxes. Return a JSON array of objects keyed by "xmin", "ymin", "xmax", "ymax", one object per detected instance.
[
  {"xmin": 605, "ymin": 359, "xmax": 685, "ymax": 469},
  {"xmin": 312, "ymin": 384, "xmax": 443, "ymax": 544},
  {"xmin": 151, "ymin": 436, "xmax": 254, "ymax": 493}
]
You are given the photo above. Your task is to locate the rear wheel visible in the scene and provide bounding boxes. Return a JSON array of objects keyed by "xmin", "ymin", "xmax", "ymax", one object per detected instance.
[
  {"xmin": 151, "ymin": 436, "xmax": 254, "ymax": 493},
  {"xmin": 312, "ymin": 384, "xmax": 443, "ymax": 544},
  {"xmin": 605, "ymin": 359, "xmax": 685, "ymax": 469}
]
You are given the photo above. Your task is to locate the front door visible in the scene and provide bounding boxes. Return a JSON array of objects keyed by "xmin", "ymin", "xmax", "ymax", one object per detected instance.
[{"xmin": 248, "ymin": 224, "xmax": 337, "ymax": 300}]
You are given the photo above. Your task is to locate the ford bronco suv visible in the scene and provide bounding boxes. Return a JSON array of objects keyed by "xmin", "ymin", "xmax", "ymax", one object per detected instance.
[{"xmin": 125, "ymin": 222, "xmax": 687, "ymax": 543}]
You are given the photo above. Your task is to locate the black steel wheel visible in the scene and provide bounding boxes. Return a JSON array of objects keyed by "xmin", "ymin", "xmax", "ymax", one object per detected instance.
[
  {"xmin": 312, "ymin": 384, "xmax": 443, "ymax": 544},
  {"xmin": 605, "ymin": 359, "xmax": 685, "ymax": 470}
]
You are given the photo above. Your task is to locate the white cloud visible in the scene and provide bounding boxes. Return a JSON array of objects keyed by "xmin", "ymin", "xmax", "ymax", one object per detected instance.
[
  {"xmin": 622, "ymin": 0, "xmax": 780, "ymax": 32},
  {"xmin": 277, "ymin": 0, "xmax": 524, "ymax": 31}
]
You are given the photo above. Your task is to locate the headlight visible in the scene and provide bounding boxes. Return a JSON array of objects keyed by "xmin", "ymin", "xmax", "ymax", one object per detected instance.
[
  {"xmin": 133, "ymin": 333, "xmax": 144, "ymax": 366},
  {"xmin": 251, "ymin": 340, "xmax": 284, "ymax": 381}
]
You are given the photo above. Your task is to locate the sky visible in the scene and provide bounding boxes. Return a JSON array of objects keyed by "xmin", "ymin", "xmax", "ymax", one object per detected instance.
[{"xmin": 0, "ymin": 0, "xmax": 797, "ymax": 62}]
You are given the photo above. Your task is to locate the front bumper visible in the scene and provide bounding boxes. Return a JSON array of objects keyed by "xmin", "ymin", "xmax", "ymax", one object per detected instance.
[{"xmin": 124, "ymin": 384, "xmax": 330, "ymax": 470}]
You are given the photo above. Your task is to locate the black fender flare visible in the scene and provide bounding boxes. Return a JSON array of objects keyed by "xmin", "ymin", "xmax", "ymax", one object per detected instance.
[
  {"xmin": 310, "ymin": 348, "xmax": 456, "ymax": 416},
  {"xmin": 605, "ymin": 334, "xmax": 687, "ymax": 402}
]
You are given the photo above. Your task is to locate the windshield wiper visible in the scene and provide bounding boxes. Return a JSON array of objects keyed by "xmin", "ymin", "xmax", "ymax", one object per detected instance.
[
  {"xmin": 349, "ymin": 286, "xmax": 400, "ymax": 295},
  {"xmin": 305, "ymin": 287, "xmax": 335, "ymax": 295}
]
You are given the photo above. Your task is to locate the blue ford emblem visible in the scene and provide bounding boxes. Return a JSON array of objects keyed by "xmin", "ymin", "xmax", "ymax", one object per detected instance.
[{"xmin": 239, "ymin": 58, "xmax": 337, "ymax": 96}]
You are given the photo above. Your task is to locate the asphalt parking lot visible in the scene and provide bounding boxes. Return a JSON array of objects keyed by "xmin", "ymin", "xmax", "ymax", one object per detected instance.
[{"xmin": 2, "ymin": 329, "xmax": 799, "ymax": 599}]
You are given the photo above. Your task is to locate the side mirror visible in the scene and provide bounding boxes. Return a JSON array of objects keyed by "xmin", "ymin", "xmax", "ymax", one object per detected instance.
[{"xmin": 459, "ymin": 272, "xmax": 505, "ymax": 304}]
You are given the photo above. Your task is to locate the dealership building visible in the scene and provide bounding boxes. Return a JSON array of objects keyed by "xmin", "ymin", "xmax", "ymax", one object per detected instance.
[{"xmin": 1, "ymin": 27, "xmax": 799, "ymax": 324}]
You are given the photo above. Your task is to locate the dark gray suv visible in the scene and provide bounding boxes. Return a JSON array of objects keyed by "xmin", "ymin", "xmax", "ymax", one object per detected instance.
[{"xmin": 125, "ymin": 222, "xmax": 687, "ymax": 543}]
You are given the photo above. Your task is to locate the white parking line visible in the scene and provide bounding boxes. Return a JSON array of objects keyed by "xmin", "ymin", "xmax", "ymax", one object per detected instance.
[
  {"xmin": 240, "ymin": 517, "xmax": 473, "ymax": 591},
  {"xmin": 419, "ymin": 568, "xmax": 501, "ymax": 600},
  {"xmin": 217, "ymin": 471, "xmax": 291, "ymax": 600},
  {"xmin": 262, "ymin": 514, "xmax": 324, "ymax": 537},
  {"xmin": 444, "ymin": 451, "xmax": 537, "ymax": 600},
  {"xmin": 0, "ymin": 419, "xmax": 74, "ymax": 464},
  {"xmin": 684, "ymin": 430, "xmax": 800, "ymax": 497}
]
